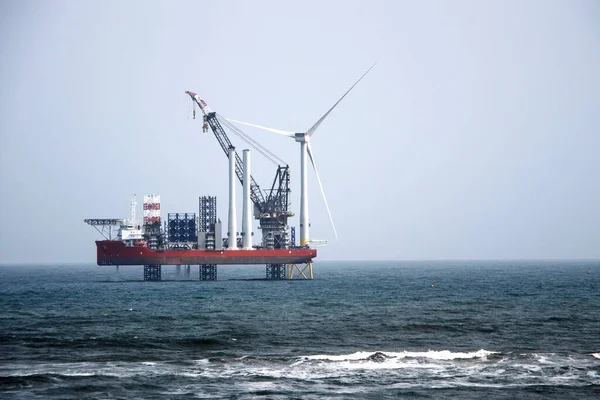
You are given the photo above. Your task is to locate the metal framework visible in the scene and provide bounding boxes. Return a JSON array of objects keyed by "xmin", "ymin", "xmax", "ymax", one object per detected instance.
[
  {"xmin": 144, "ymin": 265, "xmax": 161, "ymax": 281},
  {"xmin": 167, "ymin": 213, "xmax": 197, "ymax": 244},
  {"xmin": 83, "ymin": 219, "xmax": 122, "ymax": 240},
  {"xmin": 199, "ymin": 196, "xmax": 217, "ymax": 232},
  {"xmin": 84, "ymin": 218, "xmax": 122, "ymax": 225},
  {"xmin": 266, "ymin": 264, "xmax": 286, "ymax": 280},
  {"xmin": 146, "ymin": 225, "xmax": 161, "ymax": 250},
  {"xmin": 143, "ymin": 195, "xmax": 161, "ymax": 225},
  {"xmin": 199, "ymin": 264, "xmax": 217, "ymax": 281},
  {"xmin": 143, "ymin": 195, "xmax": 162, "ymax": 250},
  {"xmin": 286, "ymin": 262, "xmax": 314, "ymax": 280},
  {"xmin": 257, "ymin": 166, "xmax": 292, "ymax": 249}
]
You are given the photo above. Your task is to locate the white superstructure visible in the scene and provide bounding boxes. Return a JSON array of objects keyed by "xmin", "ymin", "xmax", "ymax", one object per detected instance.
[{"xmin": 118, "ymin": 194, "xmax": 144, "ymax": 244}]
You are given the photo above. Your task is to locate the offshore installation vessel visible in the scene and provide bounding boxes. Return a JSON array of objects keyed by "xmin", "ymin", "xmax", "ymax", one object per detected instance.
[
  {"xmin": 85, "ymin": 92, "xmax": 317, "ymax": 281},
  {"xmin": 85, "ymin": 96, "xmax": 315, "ymax": 281},
  {"xmin": 85, "ymin": 65, "xmax": 374, "ymax": 281}
]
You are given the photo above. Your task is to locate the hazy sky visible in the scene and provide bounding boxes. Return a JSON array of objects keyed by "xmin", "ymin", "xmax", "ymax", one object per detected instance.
[{"xmin": 1, "ymin": 0, "xmax": 599, "ymax": 264}]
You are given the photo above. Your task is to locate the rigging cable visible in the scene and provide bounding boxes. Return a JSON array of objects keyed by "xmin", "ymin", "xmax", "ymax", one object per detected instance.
[{"xmin": 217, "ymin": 114, "xmax": 287, "ymax": 167}]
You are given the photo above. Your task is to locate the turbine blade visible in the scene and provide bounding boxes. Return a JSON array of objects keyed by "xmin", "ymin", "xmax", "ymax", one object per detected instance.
[
  {"xmin": 226, "ymin": 118, "xmax": 295, "ymax": 137},
  {"xmin": 306, "ymin": 142, "xmax": 339, "ymax": 240},
  {"xmin": 306, "ymin": 62, "xmax": 377, "ymax": 137}
]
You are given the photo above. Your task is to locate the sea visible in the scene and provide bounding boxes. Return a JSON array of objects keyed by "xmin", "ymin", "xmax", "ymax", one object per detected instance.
[{"xmin": 1, "ymin": 260, "xmax": 599, "ymax": 399}]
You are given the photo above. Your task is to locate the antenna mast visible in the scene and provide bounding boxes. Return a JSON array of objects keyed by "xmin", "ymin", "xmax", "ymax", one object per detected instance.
[{"xmin": 130, "ymin": 194, "xmax": 137, "ymax": 224}]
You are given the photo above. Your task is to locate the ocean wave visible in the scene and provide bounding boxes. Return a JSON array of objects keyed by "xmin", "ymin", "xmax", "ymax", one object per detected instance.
[
  {"xmin": 2, "ymin": 351, "xmax": 598, "ymax": 393},
  {"xmin": 3, "ymin": 350, "xmax": 592, "ymax": 380},
  {"xmin": 304, "ymin": 349, "xmax": 497, "ymax": 362}
]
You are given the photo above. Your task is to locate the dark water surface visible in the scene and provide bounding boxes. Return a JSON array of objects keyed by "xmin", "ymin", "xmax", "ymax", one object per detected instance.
[{"xmin": 1, "ymin": 261, "xmax": 599, "ymax": 399}]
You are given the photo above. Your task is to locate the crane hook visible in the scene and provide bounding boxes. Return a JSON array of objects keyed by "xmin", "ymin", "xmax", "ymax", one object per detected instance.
[{"xmin": 202, "ymin": 115, "xmax": 208, "ymax": 133}]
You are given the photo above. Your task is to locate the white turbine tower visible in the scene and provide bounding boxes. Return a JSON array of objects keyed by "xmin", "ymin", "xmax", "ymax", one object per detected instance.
[{"xmin": 229, "ymin": 63, "xmax": 376, "ymax": 246}]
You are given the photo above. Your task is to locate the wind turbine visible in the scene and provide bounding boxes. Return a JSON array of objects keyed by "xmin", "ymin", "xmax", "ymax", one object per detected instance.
[{"xmin": 229, "ymin": 63, "xmax": 376, "ymax": 247}]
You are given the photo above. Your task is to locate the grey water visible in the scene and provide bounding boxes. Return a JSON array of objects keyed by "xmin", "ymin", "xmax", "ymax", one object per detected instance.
[{"xmin": 1, "ymin": 260, "xmax": 599, "ymax": 399}]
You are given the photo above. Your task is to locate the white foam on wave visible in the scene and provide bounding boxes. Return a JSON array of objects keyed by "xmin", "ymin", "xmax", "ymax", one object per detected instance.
[
  {"xmin": 305, "ymin": 351, "xmax": 376, "ymax": 361},
  {"xmin": 304, "ymin": 349, "xmax": 497, "ymax": 362},
  {"xmin": 4, "ymin": 352, "xmax": 598, "ymax": 393}
]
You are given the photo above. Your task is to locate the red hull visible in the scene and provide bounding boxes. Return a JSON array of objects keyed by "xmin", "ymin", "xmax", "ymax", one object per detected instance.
[{"xmin": 95, "ymin": 240, "xmax": 316, "ymax": 266}]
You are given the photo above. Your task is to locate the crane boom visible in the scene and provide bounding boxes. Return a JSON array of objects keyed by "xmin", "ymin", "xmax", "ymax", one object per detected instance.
[
  {"xmin": 185, "ymin": 91, "xmax": 213, "ymax": 115},
  {"xmin": 186, "ymin": 91, "xmax": 266, "ymax": 211},
  {"xmin": 185, "ymin": 91, "xmax": 293, "ymax": 250}
]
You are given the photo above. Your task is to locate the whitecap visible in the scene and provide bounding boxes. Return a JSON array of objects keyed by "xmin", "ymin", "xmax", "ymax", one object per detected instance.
[
  {"xmin": 396, "ymin": 349, "xmax": 497, "ymax": 360},
  {"xmin": 304, "ymin": 349, "xmax": 497, "ymax": 362},
  {"xmin": 592, "ymin": 353, "xmax": 600, "ymax": 359}
]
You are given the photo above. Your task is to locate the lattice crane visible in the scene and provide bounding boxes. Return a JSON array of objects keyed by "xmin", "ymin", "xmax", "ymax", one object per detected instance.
[{"xmin": 185, "ymin": 91, "xmax": 293, "ymax": 249}]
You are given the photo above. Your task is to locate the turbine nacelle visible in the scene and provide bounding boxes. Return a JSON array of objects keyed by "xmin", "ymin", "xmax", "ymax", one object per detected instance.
[{"xmin": 294, "ymin": 133, "xmax": 308, "ymax": 143}]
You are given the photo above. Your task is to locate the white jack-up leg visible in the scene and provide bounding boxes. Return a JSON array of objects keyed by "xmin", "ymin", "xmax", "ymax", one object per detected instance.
[
  {"xmin": 242, "ymin": 149, "xmax": 253, "ymax": 249},
  {"xmin": 228, "ymin": 148, "xmax": 238, "ymax": 250}
]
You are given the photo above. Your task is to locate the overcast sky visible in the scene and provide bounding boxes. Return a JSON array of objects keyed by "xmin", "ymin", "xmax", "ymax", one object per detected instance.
[{"xmin": 1, "ymin": 0, "xmax": 598, "ymax": 264}]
